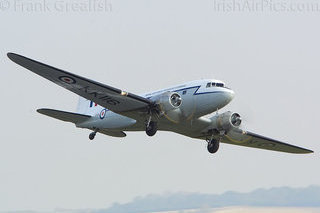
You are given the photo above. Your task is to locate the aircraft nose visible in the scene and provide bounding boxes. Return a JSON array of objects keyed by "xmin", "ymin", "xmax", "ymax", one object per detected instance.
[{"xmin": 225, "ymin": 89, "xmax": 235, "ymax": 103}]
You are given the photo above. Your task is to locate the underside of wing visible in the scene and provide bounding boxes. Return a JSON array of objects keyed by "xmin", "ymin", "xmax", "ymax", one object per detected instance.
[
  {"xmin": 222, "ymin": 129, "xmax": 313, "ymax": 154},
  {"xmin": 8, "ymin": 53, "xmax": 153, "ymax": 120}
]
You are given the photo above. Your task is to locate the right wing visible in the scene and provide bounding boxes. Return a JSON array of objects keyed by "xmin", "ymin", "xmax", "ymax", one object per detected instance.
[{"xmin": 8, "ymin": 53, "xmax": 153, "ymax": 120}]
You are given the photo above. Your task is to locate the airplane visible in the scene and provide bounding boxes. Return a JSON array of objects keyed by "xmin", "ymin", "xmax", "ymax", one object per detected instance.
[{"xmin": 7, "ymin": 53, "xmax": 313, "ymax": 154}]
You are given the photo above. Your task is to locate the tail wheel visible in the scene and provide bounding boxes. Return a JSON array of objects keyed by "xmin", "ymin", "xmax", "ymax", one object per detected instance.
[
  {"xmin": 89, "ymin": 129, "xmax": 98, "ymax": 140},
  {"xmin": 146, "ymin": 121, "xmax": 157, "ymax": 137},
  {"xmin": 89, "ymin": 132, "xmax": 96, "ymax": 140},
  {"xmin": 207, "ymin": 139, "xmax": 220, "ymax": 154}
]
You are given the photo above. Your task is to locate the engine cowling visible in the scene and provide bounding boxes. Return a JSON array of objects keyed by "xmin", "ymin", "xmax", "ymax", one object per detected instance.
[
  {"xmin": 210, "ymin": 111, "xmax": 242, "ymax": 133},
  {"xmin": 151, "ymin": 92, "xmax": 182, "ymax": 123}
]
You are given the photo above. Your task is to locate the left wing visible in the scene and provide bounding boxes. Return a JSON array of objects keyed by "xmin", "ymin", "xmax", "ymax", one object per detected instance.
[
  {"xmin": 222, "ymin": 129, "xmax": 313, "ymax": 154},
  {"xmin": 8, "ymin": 53, "xmax": 153, "ymax": 120}
]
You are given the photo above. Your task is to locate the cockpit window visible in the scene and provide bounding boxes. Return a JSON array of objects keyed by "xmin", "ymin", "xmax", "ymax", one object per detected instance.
[{"xmin": 207, "ymin": 82, "xmax": 225, "ymax": 88}]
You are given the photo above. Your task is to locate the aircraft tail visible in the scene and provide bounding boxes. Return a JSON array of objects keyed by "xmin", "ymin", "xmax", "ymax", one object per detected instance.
[
  {"xmin": 77, "ymin": 97, "xmax": 103, "ymax": 116},
  {"xmin": 37, "ymin": 108, "xmax": 91, "ymax": 124}
]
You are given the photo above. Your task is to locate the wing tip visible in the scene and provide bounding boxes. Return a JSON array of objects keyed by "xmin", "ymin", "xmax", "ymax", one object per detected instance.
[
  {"xmin": 37, "ymin": 108, "xmax": 46, "ymax": 114},
  {"xmin": 297, "ymin": 149, "xmax": 314, "ymax": 154},
  {"xmin": 7, "ymin": 52, "xmax": 23, "ymax": 63},
  {"xmin": 7, "ymin": 52, "xmax": 16, "ymax": 60}
]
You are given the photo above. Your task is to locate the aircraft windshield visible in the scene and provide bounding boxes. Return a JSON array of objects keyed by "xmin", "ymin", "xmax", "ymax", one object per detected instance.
[{"xmin": 207, "ymin": 82, "xmax": 225, "ymax": 88}]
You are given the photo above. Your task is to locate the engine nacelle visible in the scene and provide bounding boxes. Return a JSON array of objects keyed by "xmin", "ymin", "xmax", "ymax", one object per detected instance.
[
  {"xmin": 151, "ymin": 92, "xmax": 182, "ymax": 123},
  {"xmin": 210, "ymin": 111, "xmax": 242, "ymax": 133}
]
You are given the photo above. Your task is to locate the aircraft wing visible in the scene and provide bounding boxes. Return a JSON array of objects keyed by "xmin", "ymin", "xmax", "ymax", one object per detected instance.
[
  {"xmin": 221, "ymin": 129, "xmax": 313, "ymax": 154},
  {"xmin": 8, "ymin": 53, "xmax": 153, "ymax": 119}
]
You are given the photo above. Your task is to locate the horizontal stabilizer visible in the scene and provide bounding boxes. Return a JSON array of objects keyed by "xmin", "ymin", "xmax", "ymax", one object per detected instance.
[{"xmin": 37, "ymin": 108, "xmax": 91, "ymax": 124}]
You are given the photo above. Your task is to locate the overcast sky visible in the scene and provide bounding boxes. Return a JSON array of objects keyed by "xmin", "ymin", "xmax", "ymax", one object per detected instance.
[{"xmin": 1, "ymin": 0, "xmax": 320, "ymax": 211}]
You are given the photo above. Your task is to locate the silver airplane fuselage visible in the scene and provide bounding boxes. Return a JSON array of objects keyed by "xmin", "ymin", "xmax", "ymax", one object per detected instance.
[{"xmin": 77, "ymin": 79, "xmax": 234, "ymax": 138}]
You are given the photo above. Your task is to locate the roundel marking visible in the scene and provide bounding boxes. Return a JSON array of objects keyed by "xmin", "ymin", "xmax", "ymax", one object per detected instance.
[
  {"xmin": 100, "ymin": 109, "xmax": 107, "ymax": 119},
  {"xmin": 59, "ymin": 76, "xmax": 76, "ymax": 84}
]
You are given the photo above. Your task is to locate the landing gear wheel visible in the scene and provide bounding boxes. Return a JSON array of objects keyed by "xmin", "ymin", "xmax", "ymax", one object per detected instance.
[
  {"xmin": 89, "ymin": 132, "xmax": 96, "ymax": 140},
  {"xmin": 146, "ymin": 121, "xmax": 157, "ymax": 137},
  {"xmin": 207, "ymin": 139, "xmax": 220, "ymax": 154}
]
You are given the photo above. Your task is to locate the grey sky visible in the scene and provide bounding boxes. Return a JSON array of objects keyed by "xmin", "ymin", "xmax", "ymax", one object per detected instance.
[{"xmin": 1, "ymin": 0, "xmax": 320, "ymax": 211}]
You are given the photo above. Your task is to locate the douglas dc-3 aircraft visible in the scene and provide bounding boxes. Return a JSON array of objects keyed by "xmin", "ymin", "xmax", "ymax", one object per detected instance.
[{"xmin": 8, "ymin": 53, "xmax": 313, "ymax": 154}]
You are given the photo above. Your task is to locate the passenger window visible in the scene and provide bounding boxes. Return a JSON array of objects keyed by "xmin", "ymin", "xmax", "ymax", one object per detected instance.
[
  {"xmin": 206, "ymin": 83, "xmax": 211, "ymax": 88},
  {"xmin": 182, "ymin": 90, "xmax": 187, "ymax": 95}
]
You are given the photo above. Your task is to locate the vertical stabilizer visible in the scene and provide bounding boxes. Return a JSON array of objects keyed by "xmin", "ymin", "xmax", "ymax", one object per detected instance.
[{"xmin": 77, "ymin": 97, "xmax": 103, "ymax": 116}]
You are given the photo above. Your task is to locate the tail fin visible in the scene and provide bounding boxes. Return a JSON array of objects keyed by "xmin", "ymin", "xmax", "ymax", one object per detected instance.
[{"xmin": 77, "ymin": 97, "xmax": 103, "ymax": 116}]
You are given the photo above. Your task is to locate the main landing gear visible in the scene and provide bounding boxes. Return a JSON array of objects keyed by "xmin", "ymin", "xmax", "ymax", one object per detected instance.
[
  {"xmin": 145, "ymin": 116, "xmax": 158, "ymax": 137},
  {"xmin": 206, "ymin": 130, "xmax": 225, "ymax": 154},
  {"xmin": 207, "ymin": 138, "xmax": 220, "ymax": 154}
]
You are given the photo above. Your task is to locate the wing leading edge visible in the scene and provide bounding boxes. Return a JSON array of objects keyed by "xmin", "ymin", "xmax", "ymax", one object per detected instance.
[{"xmin": 8, "ymin": 53, "xmax": 153, "ymax": 116}]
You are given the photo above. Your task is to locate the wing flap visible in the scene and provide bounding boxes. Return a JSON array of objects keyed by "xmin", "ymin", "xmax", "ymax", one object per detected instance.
[
  {"xmin": 8, "ymin": 53, "xmax": 152, "ymax": 115},
  {"xmin": 222, "ymin": 129, "xmax": 313, "ymax": 154},
  {"xmin": 37, "ymin": 108, "xmax": 91, "ymax": 124}
]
